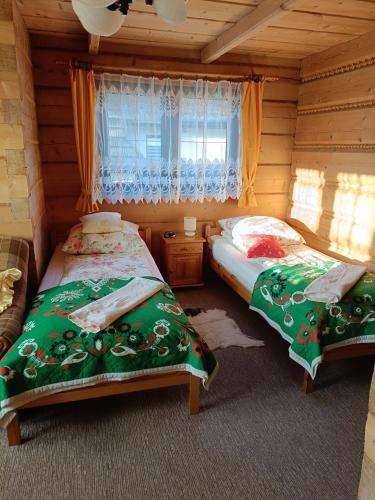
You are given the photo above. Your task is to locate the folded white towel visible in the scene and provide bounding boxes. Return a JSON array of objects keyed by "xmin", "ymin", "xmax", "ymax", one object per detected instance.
[
  {"xmin": 69, "ymin": 277, "xmax": 164, "ymax": 333},
  {"xmin": 304, "ymin": 262, "xmax": 366, "ymax": 303}
]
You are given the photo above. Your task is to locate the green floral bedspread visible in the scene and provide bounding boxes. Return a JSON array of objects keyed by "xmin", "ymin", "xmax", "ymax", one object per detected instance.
[
  {"xmin": 250, "ymin": 263, "xmax": 375, "ymax": 378},
  {"xmin": 0, "ymin": 277, "xmax": 217, "ymax": 426}
]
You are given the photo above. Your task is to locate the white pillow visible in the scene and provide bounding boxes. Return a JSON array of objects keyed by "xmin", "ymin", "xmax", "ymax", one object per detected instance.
[
  {"xmin": 80, "ymin": 212, "xmax": 121, "ymax": 234},
  {"xmin": 218, "ymin": 216, "xmax": 247, "ymax": 233},
  {"xmin": 62, "ymin": 222, "xmax": 140, "ymax": 255},
  {"xmin": 123, "ymin": 221, "xmax": 139, "ymax": 234},
  {"xmin": 218, "ymin": 216, "xmax": 305, "ymax": 246}
]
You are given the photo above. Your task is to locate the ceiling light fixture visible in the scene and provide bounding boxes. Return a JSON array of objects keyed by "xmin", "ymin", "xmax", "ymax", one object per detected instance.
[{"xmin": 72, "ymin": 0, "xmax": 187, "ymax": 37}]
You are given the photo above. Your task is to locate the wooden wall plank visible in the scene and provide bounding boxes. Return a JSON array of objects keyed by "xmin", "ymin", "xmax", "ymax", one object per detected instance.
[
  {"xmin": 126, "ymin": 0, "xmax": 258, "ymax": 22},
  {"xmin": 296, "ymin": 0, "xmax": 375, "ymax": 19},
  {"xmin": 291, "ymin": 151, "xmax": 375, "ymax": 177},
  {"xmin": 252, "ymin": 26, "xmax": 355, "ymax": 48},
  {"xmin": 262, "ymin": 117, "xmax": 296, "ymax": 134},
  {"xmin": 275, "ymin": 11, "xmax": 375, "ymax": 36},
  {"xmin": 301, "ymin": 29, "xmax": 375, "ymax": 80},
  {"xmin": 40, "ymin": 143, "xmax": 77, "ymax": 163},
  {"xmin": 121, "ymin": 13, "xmax": 231, "ymax": 37},
  {"xmin": 25, "ymin": 17, "xmax": 85, "ymax": 36},
  {"xmin": 260, "ymin": 135, "xmax": 294, "ymax": 164},
  {"xmin": 263, "ymin": 101, "xmax": 297, "ymax": 118},
  {"xmin": 299, "ymin": 65, "xmax": 375, "ymax": 110},
  {"xmin": 238, "ymin": 39, "xmax": 320, "ymax": 59},
  {"xmin": 263, "ymin": 80, "xmax": 299, "ymax": 101},
  {"xmin": 295, "ymin": 107, "xmax": 375, "ymax": 145},
  {"xmin": 36, "ymin": 104, "xmax": 73, "ymax": 126}
]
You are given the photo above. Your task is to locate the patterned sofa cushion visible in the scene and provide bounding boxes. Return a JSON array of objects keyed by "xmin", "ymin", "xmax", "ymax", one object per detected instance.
[{"xmin": 0, "ymin": 237, "xmax": 29, "ymax": 355}]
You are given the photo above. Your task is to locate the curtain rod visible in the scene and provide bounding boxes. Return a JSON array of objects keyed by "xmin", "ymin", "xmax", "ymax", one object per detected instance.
[{"xmin": 56, "ymin": 60, "xmax": 280, "ymax": 82}]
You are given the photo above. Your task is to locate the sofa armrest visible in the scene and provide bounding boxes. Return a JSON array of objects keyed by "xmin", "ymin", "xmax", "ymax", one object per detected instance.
[
  {"xmin": 0, "ymin": 336, "xmax": 8, "ymax": 358},
  {"xmin": 0, "ymin": 237, "xmax": 29, "ymax": 349}
]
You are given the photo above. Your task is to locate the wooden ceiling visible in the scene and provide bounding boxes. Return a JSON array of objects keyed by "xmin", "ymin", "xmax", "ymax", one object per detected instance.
[{"xmin": 16, "ymin": 0, "xmax": 375, "ymax": 60}]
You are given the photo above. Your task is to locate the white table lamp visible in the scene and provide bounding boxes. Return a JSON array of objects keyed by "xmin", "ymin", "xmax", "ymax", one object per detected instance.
[{"xmin": 184, "ymin": 217, "xmax": 196, "ymax": 237}]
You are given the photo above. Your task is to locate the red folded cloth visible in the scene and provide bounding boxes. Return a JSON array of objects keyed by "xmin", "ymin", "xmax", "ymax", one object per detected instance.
[{"xmin": 234, "ymin": 234, "xmax": 286, "ymax": 258}]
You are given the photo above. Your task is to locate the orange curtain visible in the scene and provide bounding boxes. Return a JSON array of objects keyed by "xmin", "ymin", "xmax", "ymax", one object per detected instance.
[
  {"xmin": 70, "ymin": 65, "xmax": 98, "ymax": 213},
  {"xmin": 238, "ymin": 80, "xmax": 265, "ymax": 208}
]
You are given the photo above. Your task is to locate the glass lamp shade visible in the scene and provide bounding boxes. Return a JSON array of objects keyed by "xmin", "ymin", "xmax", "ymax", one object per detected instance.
[
  {"xmin": 184, "ymin": 217, "xmax": 197, "ymax": 237},
  {"xmin": 72, "ymin": 0, "xmax": 124, "ymax": 36},
  {"xmin": 154, "ymin": 0, "xmax": 187, "ymax": 26}
]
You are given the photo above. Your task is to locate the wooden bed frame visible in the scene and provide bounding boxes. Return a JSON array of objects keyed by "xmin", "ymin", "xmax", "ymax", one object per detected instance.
[
  {"xmin": 7, "ymin": 372, "xmax": 200, "ymax": 446},
  {"xmin": 204, "ymin": 223, "xmax": 375, "ymax": 394},
  {"xmin": 5, "ymin": 225, "xmax": 201, "ymax": 446}
]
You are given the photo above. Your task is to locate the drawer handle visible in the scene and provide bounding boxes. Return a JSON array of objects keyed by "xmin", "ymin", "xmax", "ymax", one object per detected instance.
[{"xmin": 180, "ymin": 247, "xmax": 188, "ymax": 252}]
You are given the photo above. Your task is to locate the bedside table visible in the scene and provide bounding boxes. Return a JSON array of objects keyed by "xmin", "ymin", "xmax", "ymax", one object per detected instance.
[{"xmin": 161, "ymin": 233, "xmax": 206, "ymax": 288}]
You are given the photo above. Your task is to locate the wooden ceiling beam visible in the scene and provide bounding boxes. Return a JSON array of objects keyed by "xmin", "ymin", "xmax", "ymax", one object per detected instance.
[
  {"xmin": 201, "ymin": 0, "xmax": 298, "ymax": 64},
  {"xmin": 88, "ymin": 34, "xmax": 100, "ymax": 55}
]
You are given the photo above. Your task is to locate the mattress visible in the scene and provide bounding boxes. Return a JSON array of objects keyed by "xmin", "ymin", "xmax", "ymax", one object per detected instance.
[
  {"xmin": 38, "ymin": 237, "xmax": 163, "ymax": 292},
  {"xmin": 209, "ymin": 235, "xmax": 338, "ymax": 293}
]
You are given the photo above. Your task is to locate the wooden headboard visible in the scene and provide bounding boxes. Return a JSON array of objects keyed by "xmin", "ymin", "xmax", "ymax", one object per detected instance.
[
  {"xmin": 287, "ymin": 218, "xmax": 375, "ymax": 272},
  {"xmin": 50, "ymin": 224, "xmax": 152, "ymax": 251},
  {"xmin": 204, "ymin": 224, "xmax": 221, "ymax": 239}
]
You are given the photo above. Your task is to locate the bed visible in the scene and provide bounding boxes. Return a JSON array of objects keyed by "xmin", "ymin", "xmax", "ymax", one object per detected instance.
[
  {"xmin": 205, "ymin": 222, "xmax": 375, "ymax": 393},
  {"xmin": 1, "ymin": 226, "xmax": 217, "ymax": 446}
]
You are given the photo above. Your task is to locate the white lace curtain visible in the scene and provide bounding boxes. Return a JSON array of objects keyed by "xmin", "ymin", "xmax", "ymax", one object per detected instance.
[{"xmin": 93, "ymin": 73, "xmax": 242, "ymax": 204}]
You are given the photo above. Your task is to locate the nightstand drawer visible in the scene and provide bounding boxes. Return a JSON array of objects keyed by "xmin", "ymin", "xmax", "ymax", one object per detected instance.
[{"xmin": 166, "ymin": 242, "xmax": 203, "ymax": 255}]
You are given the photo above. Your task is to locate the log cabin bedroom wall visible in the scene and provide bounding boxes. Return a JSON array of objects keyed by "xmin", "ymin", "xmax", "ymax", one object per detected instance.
[{"xmin": 0, "ymin": 2, "xmax": 374, "ymax": 497}]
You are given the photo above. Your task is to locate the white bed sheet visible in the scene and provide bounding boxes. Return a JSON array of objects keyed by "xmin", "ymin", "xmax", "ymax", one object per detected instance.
[
  {"xmin": 38, "ymin": 238, "xmax": 163, "ymax": 292},
  {"xmin": 209, "ymin": 235, "xmax": 338, "ymax": 292},
  {"xmin": 38, "ymin": 243, "xmax": 65, "ymax": 292}
]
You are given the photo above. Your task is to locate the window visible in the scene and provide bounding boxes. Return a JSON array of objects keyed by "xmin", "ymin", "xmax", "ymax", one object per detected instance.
[{"xmin": 94, "ymin": 74, "xmax": 242, "ymax": 204}]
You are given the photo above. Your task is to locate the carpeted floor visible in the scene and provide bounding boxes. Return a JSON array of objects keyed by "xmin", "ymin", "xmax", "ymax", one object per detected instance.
[{"xmin": 1, "ymin": 276, "xmax": 373, "ymax": 500}]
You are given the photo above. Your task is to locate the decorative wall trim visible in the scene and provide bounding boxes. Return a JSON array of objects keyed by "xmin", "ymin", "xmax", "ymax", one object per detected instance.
[
  {"xmin": 302, "ymin": 56, "xmax": 375, "ymax": 83},
  {"xmin": 298, "ymin": 99, "xmax": 375, "ymax": 116},
  {"xmin": 294, "ymin": 144, "xmax": 375, "ymax": 152}
]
